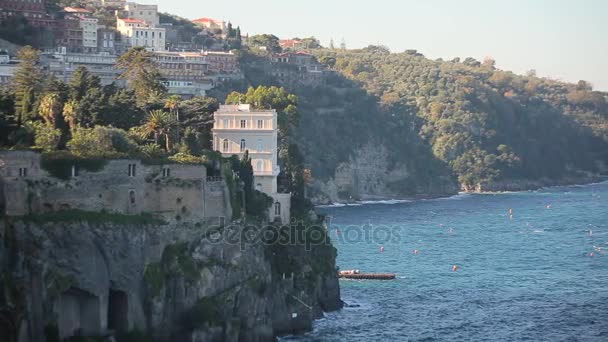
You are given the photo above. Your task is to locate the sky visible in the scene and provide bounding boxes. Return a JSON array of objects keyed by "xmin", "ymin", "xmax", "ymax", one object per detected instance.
[{"xmin": 143, "ymin": 0, "xmax": 608, "ymax": 90}]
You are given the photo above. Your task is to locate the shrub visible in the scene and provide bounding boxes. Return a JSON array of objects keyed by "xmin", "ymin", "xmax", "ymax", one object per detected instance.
[
  {"xmin": 29, "ymin": 121, "xmax": 61, "ymax": 152},
  {"xmin": 67, "ymin": 126, "xmax": 137, "ymax": 158}
]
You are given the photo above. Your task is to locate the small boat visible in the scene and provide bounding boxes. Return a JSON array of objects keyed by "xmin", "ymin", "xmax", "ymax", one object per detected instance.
[{"xmin": 338, "ymin": 270, "xmax": 396, "ymax": 280}]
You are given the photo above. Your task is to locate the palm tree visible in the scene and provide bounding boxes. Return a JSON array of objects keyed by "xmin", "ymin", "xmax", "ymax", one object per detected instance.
[
  {"xmin": 164, "ymin": 95, "xmax": 182, "ymax": 121},
  {"xmin": 62, "ymin": 100, "xmax": 79, "ymax": 130},
  {"xmin": 38, "ymin": 93, "xmax": 61, "ymax": 125},
  {"xmin": 139, "ymin": 110, "xmax": 175, "ymax": 152}
]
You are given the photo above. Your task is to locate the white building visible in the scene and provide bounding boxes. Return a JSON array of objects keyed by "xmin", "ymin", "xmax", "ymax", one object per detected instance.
[
  {"xmin": 122, "ymin": 2, "xmax": 159, "ymax": 27},
  {"xmin": 212, "ymin": 104, "xmax": 291, "ymax": 223},
  {"xmin": 116, "ymin": 17, "xmax": 165, "ymax": 51},
  {"xmin": 79, "ymin": 16, "xmax": 99, "ymax": 52},
  {"xmin": 43, "ymin": 49, "xmax": 124, "ymax": 87}
]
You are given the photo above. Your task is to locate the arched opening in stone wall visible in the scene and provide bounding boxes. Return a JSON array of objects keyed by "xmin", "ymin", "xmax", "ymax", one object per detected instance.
[
  {"xmin": 107, "ymin": 289, "xmax": 128, "ymax": 333},
  {"xmin": 56, "ymin": 287, "xmax": 100, "ymax": 339}
]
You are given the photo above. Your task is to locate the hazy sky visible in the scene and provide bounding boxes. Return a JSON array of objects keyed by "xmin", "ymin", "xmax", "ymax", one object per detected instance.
[{"xmin": 143, "ymin": 0, "xmax": 608, "ymax": 90}]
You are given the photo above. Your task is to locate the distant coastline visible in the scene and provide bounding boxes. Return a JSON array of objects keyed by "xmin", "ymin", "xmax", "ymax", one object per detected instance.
[{"xmin": 315, "ymin": 175, "xmax": 607, "ymax": 207}]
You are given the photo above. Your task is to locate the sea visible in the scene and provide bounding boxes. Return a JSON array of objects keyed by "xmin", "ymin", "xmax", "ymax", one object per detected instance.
[{"xmin": 283, "ymin": 181, "xmax": 608, "ymax": 341}]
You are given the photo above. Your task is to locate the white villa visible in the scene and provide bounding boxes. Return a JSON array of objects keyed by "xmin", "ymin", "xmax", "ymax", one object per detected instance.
[
  {"xmin": 116, "ymin": 17, "xmax": 165, "ymax": 51},
  {"xmin": 212, "ymin": 104, "xmax": 291, "ymax": 223}
]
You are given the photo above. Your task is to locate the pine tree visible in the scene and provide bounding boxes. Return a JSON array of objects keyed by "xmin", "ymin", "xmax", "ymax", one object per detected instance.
[
  {"xmin": 12, "ymin": 46, "xmax": 43, "ymax": 125},
  {"xmin": 116, "ymin": 47, "xmax": 166, "ymax": 107}
]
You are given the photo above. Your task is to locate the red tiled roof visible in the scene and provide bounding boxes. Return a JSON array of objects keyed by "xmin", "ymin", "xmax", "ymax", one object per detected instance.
[
  {"xmin": 64, "ymin": 7, "xmax": 91, "ymax": 14},
  {"xmin": 192, "ymin": 17, "xmax": 221, "ymax": 24},
  {"xmin": 120, "ymin": 18, "xmax": 145, "ymax": 24}
]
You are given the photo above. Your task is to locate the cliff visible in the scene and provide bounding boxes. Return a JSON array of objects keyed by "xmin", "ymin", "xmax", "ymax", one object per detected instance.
[{"xmin": 0, "ymin": 217, "xmax": 341, "ymax": 341}]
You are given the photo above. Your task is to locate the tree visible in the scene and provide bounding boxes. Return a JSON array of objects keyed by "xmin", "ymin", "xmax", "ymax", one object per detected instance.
[
  {"xmin": 99, "ymin": 88, "xmax": 145, "ymax": 129},
  {"xmin": 12, "ymin": 46, "xmax": 43, "ymax": 125},
  {"xmin": 319, "ymin": 56, "xmax": 336, "ymax": 68},
  {"xmin": 300, "ymin": 37, "xmax": 321, "ymax": 49},
  {"xmin": 249, "ymin": 34, "xmax": 282, "ymax": 53},
  {"xmin": 139, "ymin": 110, "xmax": 176, "ymax": 151},
  {"xmin": 164, "ymin": 95, "xmax": 182, "ymax": 121},
  {"xmin": 38, "ymin": 93, "xmax": 62, "ymax": 126},
  {"xmin": 482, "ymin": 57, "xmax": 496, "ymax": 70},
  {"xmin": 62, "ymin": 100, "xmax": 79, "ymax": 130},
  {"xmin": 69, "ymin": 66, "xmax": 101, "ymax": 101},
  {"xmin": 29, "ymin": 121, "xmax": 61, "ymax": 152},
  {"xmin": 116, "ymin": 48, "xmax": 166, "ymax": 106}
]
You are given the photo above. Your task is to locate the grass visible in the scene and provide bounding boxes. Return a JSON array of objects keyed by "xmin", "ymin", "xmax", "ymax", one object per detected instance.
[{"xmin": 16, "ymin": 209, "xmax": 167, "ymax": 225}]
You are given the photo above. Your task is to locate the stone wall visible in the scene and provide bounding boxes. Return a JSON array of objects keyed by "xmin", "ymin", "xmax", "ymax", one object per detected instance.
[{"xmin": 0, "ymin": 151, "xmax": 231, "ymax": 222}]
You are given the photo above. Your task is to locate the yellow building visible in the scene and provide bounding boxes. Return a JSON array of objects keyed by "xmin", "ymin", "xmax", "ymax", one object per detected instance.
[{"xmin": 212, "ymin": 104, "xmax": 291, "ymax": 223}]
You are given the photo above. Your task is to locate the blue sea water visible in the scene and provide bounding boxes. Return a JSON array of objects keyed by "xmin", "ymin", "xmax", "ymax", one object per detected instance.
[{"xmin": 285, "ymin": 181, "xmax": 608, "ymax": 341}]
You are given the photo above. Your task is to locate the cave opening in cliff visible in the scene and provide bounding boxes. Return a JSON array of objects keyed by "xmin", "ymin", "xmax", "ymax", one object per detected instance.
[
  {"xmin": 107, "ymin": 289, "xmax": 128, "ymax": 333},
  {"xmin": 57, "ymin": 287, "xmax": 100, "ymax": 339}
]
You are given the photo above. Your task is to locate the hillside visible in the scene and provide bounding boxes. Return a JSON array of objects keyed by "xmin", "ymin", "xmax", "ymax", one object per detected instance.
[{"xmin": 227, "ymin": 47, "xmax": 608, "ymax": 201}]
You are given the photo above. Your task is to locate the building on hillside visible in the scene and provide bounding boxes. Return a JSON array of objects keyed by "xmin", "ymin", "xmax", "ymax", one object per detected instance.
[
  {"xmin": 270, "ymin": 51, "xmax": 326, "ymax": 84},
  {"xmin": 57, "ymin": 8, "xmax": 98, "ymax": 53},
  {"xmin": 191, "ymin": 17, "xmax": 226, "ymax": 32},
  {"xmin": 97, "ymin": 26, "xmax": 118, "ymax": 54},
  {"xmin": 278, "ymin": 39, "xmax": 303, "ymax": 50},
  {"xmin": 0, "ymin": 150, "xmax": 232, "ymax": 224},
  {"xmin": 101, "ymin": 0, "xmax": 125, "ymax": 7},
  {"xmin": 202, "ymin": 51, "xmax": 239, "ymax": 74},
  {"xmin": 212, "ymin": 104, "xmax": 291, "ymax": 224},
  {"xmin": 79, "ymin": 16, "xmax": 99, "ymax": 53},
  {"xmin": 63, "ymin": 7, "xmax": 92, "ymax": 16},
  {"xmin": 154, "ymin": 51, "xmax": 212, "ymax": 98},
  {"xmin": 43, "ymin": 49, "xmax": 124, "ymax": 86},
  {"xmin": 116, "ymin": 17, "xmax": 165, "ymax": 51},
  {"xmin": 57, "ymin": 15, "xmax": 84, "ymax": 52},
  {"xmin": 0, "ymin": 0, "xmax": 56, "ymax": 27},
  {"xmin": 0, "ymin": 52, "xmax": 18, "ymax": 84},
  {"xmin": 119, "ymin": 2, "xmax": 159, "ymax": 27}
]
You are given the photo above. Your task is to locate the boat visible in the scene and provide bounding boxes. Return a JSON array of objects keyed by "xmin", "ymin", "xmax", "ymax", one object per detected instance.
[{"xmin": 338, "ymin": 270, "xmax": 396, "ymax": 280}]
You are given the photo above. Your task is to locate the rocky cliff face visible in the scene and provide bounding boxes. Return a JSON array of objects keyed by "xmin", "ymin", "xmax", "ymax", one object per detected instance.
[
  {"xmin": 308, "ymin": 143, "xmax": 458, "ymax": 204},
  {"xmin": 0, "ymin": 218, "xmax": 341, "ymax": 342}
]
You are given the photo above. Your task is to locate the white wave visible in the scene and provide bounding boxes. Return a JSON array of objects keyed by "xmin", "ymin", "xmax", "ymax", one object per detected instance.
[
  {"xmin": 434, "ymin": 193, "xmax": 472, "ymax": 201},
  {"xmin": 316, "ymin": 202, "xmax": 363, "ymax": 208},
  {"xmin": 356, "ymin": 199, "xmax": 412, "ymax": 205}
]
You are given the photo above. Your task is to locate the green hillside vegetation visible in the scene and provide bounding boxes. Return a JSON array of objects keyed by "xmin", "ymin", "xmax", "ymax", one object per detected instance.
[{"xmin": 312, "ymin": 47, "xmax": 608, "ymax": 188}]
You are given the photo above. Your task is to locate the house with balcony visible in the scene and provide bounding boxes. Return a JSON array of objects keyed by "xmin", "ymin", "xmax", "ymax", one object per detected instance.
[{"xmin": 212, "ymin": 104, "xmax": 291, "ymax": 223}]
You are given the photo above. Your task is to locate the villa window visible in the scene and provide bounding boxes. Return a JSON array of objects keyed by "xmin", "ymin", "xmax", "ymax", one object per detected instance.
[
  {"xmin": 128, "ymin": 164, "xmax": 136, "ymax": 177},
  {"xmin": 256, "ymin": 183, "xmax": 262, "ymax": 191},
  {"xmin": 257, "ymin": 120, "xmax": 264, "ymax": 129},
  {"xmin": 18, "ymin": 167, "xmax": 28, "ymax": 177},
  {"xmin": 274, "ymin": 202, "xmax": 281, "ymax": 216},
  {"xmin": 222, "ymin": 139, "xmax": 229, "ymax": 152},
  {"xmin": 162, "ymin": 167, "xmax": 170, "ymax": 177},
  {"xmin": 223, "ymin": 119, "xmax": 229, "ymax": 128},
  {"xmin": 240, "ymin": 139, "xmax": 246, "ymax": 152},
  {"xmin": 256, "ymin": 160, "xmax": 263, "ymax": 171},
  {"xmin": 71, "ymin": 165, "xmax": 79, "ymax": 177},
  {"xmin": 240, "ymin": 120, "xmax": 247, "ymax": 128},
  {"xmin": 256, "ymin": 139, "xmax": 263, "ymax": 151}
]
